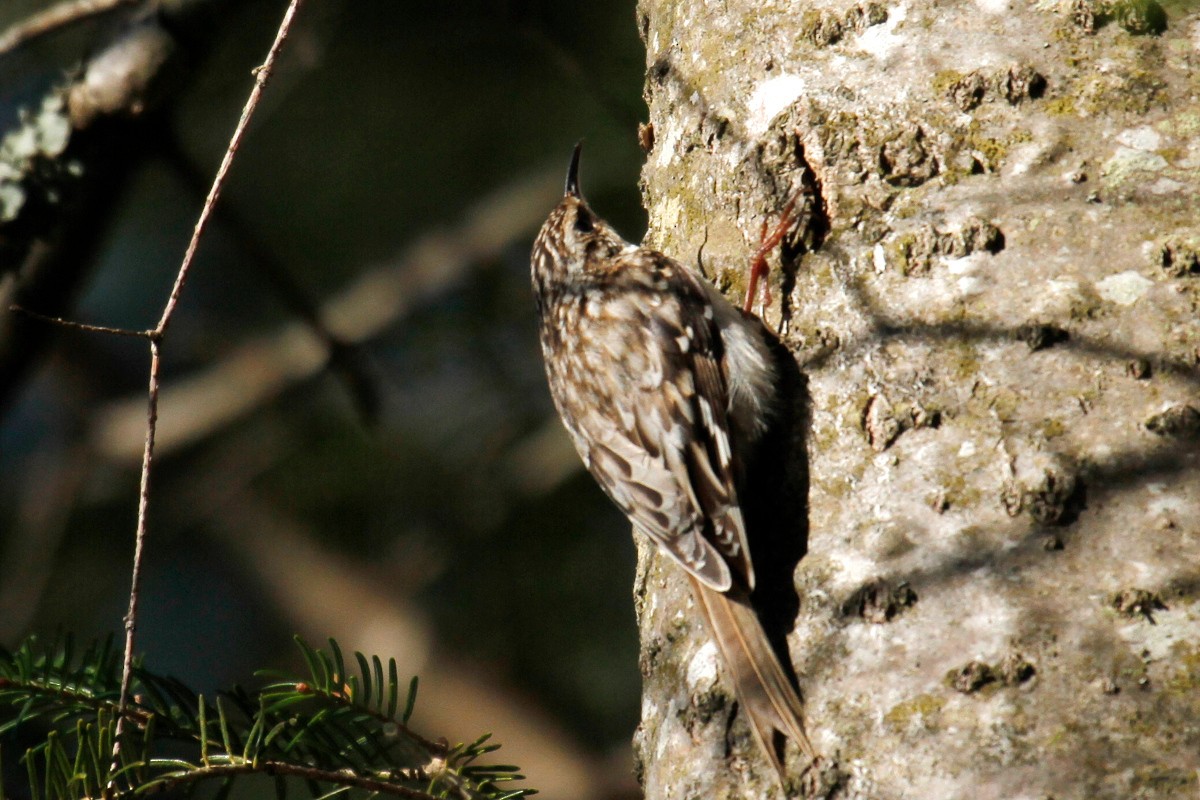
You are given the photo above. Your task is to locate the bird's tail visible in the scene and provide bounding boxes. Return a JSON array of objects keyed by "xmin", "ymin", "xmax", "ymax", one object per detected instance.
[{"xmin": 689, "ymin": 575, "xmax": 816, "ymax": 781}]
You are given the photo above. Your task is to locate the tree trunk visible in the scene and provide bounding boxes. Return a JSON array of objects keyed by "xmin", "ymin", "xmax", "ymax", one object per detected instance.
[{"xmin": 632, "ymin": 1, "xmax": 1200, "ymax": 797}]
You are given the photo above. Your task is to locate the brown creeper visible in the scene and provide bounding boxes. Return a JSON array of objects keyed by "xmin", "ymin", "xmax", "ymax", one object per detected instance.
[{"xmin": 531, "ymin": 144, "xmax": 816, "ymax": 779}]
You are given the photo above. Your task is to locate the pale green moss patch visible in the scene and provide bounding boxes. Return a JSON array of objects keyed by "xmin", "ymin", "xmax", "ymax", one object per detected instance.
[
  {"xmin": 884, "ymin": 693, "xmax": 946, "ymax": 731},
  {"xmin": 1045, "ymin": 96, "xmax": 1078, "ymax": 116}
]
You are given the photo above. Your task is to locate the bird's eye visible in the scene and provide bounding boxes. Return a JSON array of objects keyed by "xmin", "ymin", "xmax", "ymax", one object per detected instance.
[{"xmin": 574, "ymin": 209, "xmax": 594, "ymax": 234}]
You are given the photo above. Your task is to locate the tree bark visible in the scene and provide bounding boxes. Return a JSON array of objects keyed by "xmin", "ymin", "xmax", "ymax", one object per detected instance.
[{"xmin": 633, "ymin": 1, "xmax": 1200, "ymax": 797}]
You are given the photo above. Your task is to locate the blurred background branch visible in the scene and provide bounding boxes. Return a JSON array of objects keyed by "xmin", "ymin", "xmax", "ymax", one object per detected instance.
[
  {"xmin": 0, "ymin": 0, "xmax": 140, "ymax": 56},
  {"xmin": 89, "ymin": 166, "xmax": 563, "ymax": 463}
]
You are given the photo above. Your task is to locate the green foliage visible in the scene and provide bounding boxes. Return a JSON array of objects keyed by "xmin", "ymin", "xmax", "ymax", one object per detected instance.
[{"xmin": 0, "ymin": 635, "xmax": 534, "ymax": 799}]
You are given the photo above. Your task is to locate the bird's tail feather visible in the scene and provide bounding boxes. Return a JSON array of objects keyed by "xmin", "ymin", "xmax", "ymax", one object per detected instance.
[{"xmin": 689, "ymin": 576, "xmax": 816, "ymax": 780}]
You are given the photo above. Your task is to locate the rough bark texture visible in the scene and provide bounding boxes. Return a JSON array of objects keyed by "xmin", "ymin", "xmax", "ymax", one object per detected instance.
[{"xmin": 632, "ymin": 1, "xmax": 1200, "ymax": 797}]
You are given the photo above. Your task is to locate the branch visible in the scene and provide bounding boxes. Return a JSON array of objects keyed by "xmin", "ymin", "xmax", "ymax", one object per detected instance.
[
  {"xmin": 153, "ymin": 4, "xmax": 302, "ymax": 337},
  {"xmin": 7, "ymin": 305, "xmax": 152, "ymax": 338},
  {"xmin": 0, "ymin": 22, "xmax": 172, "ymax": 415},
  {"xmin": 89, "ymin": 167, "xmax": 561, "ymax": 463},
  {"xmin": 142, "ymin": 761, "xmax": 446, "ymax": 800},
  {"xmin": 0, "ymin": 0, "xmax": 139, "ymax": 57},
  {"xmin": 108, "ymin": 0, "xmax": 306, "ymax": 782},
  {"xmin": 2, "ymin": 635, "xmax": 535, "ymax": 799}
]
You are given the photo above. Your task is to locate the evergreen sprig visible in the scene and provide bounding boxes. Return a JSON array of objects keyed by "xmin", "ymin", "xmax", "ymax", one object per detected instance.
[{"xmin": 0, "ymin": 635, "xmax": 534, "ymax": 799}]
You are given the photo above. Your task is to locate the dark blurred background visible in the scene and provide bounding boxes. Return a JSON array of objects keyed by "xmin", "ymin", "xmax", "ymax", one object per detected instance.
[{"xmin": 0, "ymin": 1, "xmax": 648, "ymax": 796}]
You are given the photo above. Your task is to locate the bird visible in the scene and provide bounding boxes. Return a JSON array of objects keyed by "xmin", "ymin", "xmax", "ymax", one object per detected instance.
[{"xmin": 530, "ymin": 143, "xmax": 816, "ymax": 783}]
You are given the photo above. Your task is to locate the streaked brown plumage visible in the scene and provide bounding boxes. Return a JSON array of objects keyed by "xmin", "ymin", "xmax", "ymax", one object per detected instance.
[{"xmin": 531, "ymin": 144, "xmax": 816, "ymax": 782}]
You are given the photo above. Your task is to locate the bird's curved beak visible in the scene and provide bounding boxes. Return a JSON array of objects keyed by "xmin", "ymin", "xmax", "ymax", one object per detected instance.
[{"xmin": 565, "ymin": 141, "xmax": 583, "ymax": 198}]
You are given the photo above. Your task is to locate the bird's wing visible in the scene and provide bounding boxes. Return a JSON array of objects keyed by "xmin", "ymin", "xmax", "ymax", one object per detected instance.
[{"xmin": 577, "ymin": 252, "xmax": 754, "ymax": 592}]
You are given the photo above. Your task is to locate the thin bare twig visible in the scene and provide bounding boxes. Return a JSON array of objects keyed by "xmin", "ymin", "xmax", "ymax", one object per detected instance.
[
  {"xmin": 8, "ymin": 305, "xmax": 153, "ymax": 339},
  {"xmin": 155, "ymin": 24, "xmax": 302, "ymax": 336},
  {"xmin": 108, "ymin": 0, "xmax": 306, "ymax": 785},
  {"xmin": 111, "ymin": 336, "xmax": 160, "ymax": 784},
  {"xmin": 0, "ymin": 0, "xmax": 140, "ymax": 57}
]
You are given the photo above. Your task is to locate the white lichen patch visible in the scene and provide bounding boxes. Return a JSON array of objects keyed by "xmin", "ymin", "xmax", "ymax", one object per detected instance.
[
  {"xmin": 856, "ymin": 2, "xmax": 908, "ymax": 59},
  {"xmin": 652, "ymin": 698, "xmax": 688, "ymax": 761},
  {"xmin": 1146, "ymin": 489, "xmax": 1192, "ymax": 521},
  {"xmin": 881, "ymin": 272, "xmax": 987, "ymax": 320},
  {"xmin": 1161, "ymin": 110, "xmax": 1200, "ymax": 137},
  {"xmin": 3, "ymin": 95, "xmax": 71, "ymax": 161},
  {"xmin": 0, "ymin": 183, "xmax": 24, "ymax": 223},
  {"xmin": 1004, "ymin": 144, "xmax": 1042, "ymax": 177},
  {"xmin": 654, "ymin": 119, "xmax": 683, "ymax": 170},
  {"xmin": 1146, "ymin": 177, "xmax": 1184, "ymax": 195},
  {"xmin": 974, "ymin": 0, "xmax": 1012, "ymax": 14},
  {"xmin": 1032, "ymin": 278, "xmax": 1084, "ymax": 318},
  {"xmin": 648, "ymin": 194, "xmax": 683, "ymax": 241},
  {"xmin": 1095, "ymin": 271, "xmax": 1153, "ymax": 306},
  {"xmin": 956, "ymin": 275, "xmax": 985, "ymax": 297},
  {"xmin": 745, "ymin": 73, "xmax": 806, "ymax": 137},
  {"xmin": 945, "ymin": 254, "xmax": 983, "ymax": 276},
  {"xmin": 1116, "ymin": 126, "xmax": 1163, "ymax": 152},
  {"xmin": 1117, "ymin": 601, "xmax": 1200, "ymax": 662},
  {"xmin": 1, "ymin": 94, "xmax": 76, "ymax": 222},
  {"xmin": 685, "ymin": 641, "xmax": 720, "ymax": 692},
  {"xmin": 945, "ymin": 253, "xmax": 989, "ymax": 296},
  {"xmin": 641, "ymin": 693, "xmax": 659, "ymax": 723},
  {"xmin": 1101, "ymin": 147, "xmax": 1168, "ymax": 187},
  {"xmin": 828, "ymin": 549, "xmax": 882, "ymax": 587}
]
